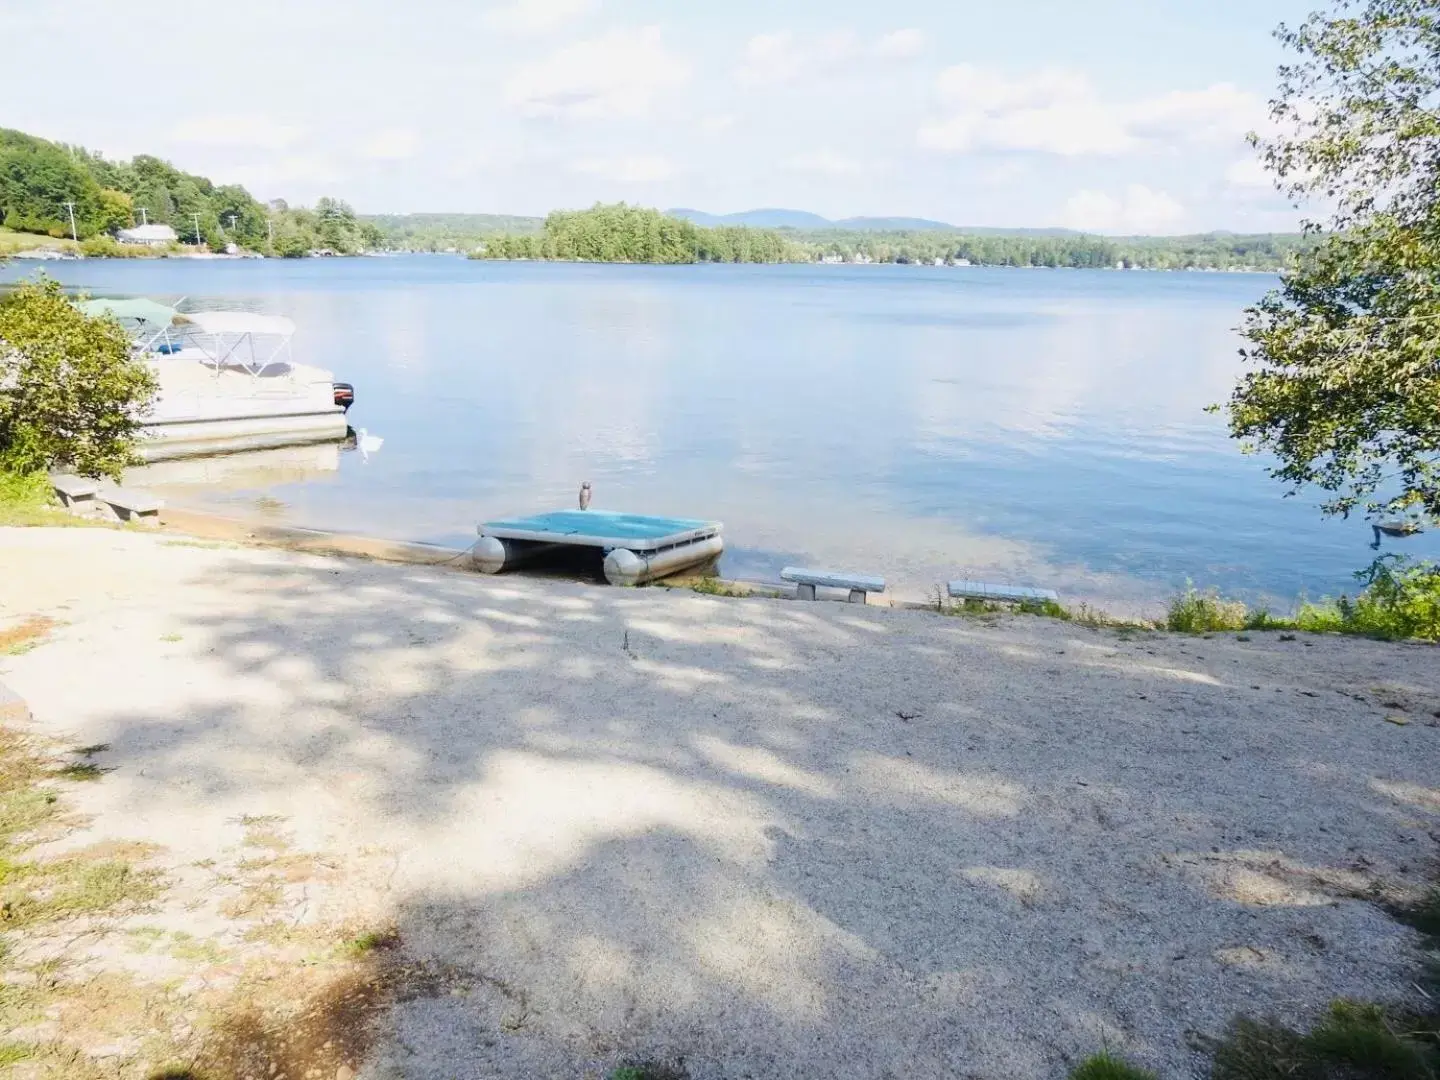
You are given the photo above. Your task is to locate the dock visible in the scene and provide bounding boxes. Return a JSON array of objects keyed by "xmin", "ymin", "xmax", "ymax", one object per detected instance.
[{"xmin": 476, "ymin": 510, "xmax": 724, "ymax": 585}]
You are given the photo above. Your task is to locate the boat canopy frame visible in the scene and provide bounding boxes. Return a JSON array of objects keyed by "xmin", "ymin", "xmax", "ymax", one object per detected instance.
[{"xmin": 179, "ymin": 311, "xmax": 298, "ymax": 377}]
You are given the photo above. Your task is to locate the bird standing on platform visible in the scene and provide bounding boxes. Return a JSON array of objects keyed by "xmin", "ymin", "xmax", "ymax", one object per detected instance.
[{"xmin": 578, "ymin": 481, "xmax": 592, "ymax": 511}]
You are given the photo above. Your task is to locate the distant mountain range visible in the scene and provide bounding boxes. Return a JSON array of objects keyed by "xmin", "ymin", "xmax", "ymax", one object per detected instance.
[{"xmin": 666, "ymin": 208, "xmax": 1078, "ymax": 236}]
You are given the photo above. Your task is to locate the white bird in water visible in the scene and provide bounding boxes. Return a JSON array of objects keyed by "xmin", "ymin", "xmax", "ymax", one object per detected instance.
[
  {"xmin": 578, "ymin": 481, "xmax": 592, "ymax": 510},
  {"xmin": 356, "ymin": 428, "xmax": 384, "ymax": 463}
]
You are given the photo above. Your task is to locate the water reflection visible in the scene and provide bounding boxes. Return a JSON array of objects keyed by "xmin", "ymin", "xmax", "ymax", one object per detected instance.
[{"xmin": 12, "ymin": 257, "xmax": 1438, "ymax": 609}]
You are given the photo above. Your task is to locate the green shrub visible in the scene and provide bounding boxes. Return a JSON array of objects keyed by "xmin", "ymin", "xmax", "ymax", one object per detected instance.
[
  {"xmin": 1167, "ymin": 587, "xmax": 1250, "ymax": 632},
  {"xmin": 1070, "ymin": 1051, "xmax": 1157, "ymax": 1080},
  {"xmin": 0, "ymin": 275, "xmax": 158, "ymax": 479},
  {"xmin": 1339, "ymin": 555, "xmax": 1440, "ymax": 640}
]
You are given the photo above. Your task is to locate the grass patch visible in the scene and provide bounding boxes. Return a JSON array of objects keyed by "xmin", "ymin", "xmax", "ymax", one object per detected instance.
[
  {"xmin": 345, "ymin": 927, "xmax": 400, "ymax": 957},
  {"xmin": 0, "ymin": 229, "xmax": 79, "ymax": 257},
  {"xmin": 1203, "ymin": 874, "xmax": 1440, "ymax": 1080},
  {"xmin": 1, "ymin": 856, "xmax": 161, "ymax": 926},
  {"xmin": 219, "ymin": 878, "xmax": 283, "ymax": 920},
  {"xmin": 0, "ymin": 469, "xmax": 72, "ymax": 528},
  {"xmin": 52, "ymin": 761, "xmax": 109, "ymax": 782},
  {"xmin": 1070, "ymin": 1051, "xmax": 1158, "ymax": 1080},
  {"xmin": 689, "ymin": 576, "xmax": 748, "ymax": 598},
  {"xmin": 1168, "ymin": 587, "xmax": 1251, "ymax": 633},
  {"xmin": 0, "ymin": 1041, "xmax": 34, "ymax": 1065},
  {"xmin": 929, "ymin": 586, "xmax": 1154, "ymax": 631},
  {"xmin": 0, "ymin": 614, "xmax": 58, "ymax": 655},
  {"xmin": 609, "ymin": 1062, "xmax": 689, "ymax": 1080},
  {"xmin": 1208, "ymin": 1001, "xmax": 1437, "ymax": 1080},
  {"xmin": 0, "ymin": 726, "xmax": 161, "ymax": 938}
]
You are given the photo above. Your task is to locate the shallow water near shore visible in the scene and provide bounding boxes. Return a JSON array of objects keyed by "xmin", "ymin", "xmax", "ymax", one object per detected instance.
[{"xmin": 9, "ymin": 255, "xmax": 1438, "ymax": 608}]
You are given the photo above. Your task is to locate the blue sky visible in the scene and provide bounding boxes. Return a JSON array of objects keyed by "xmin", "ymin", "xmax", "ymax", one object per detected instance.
[{"xmin": 2, "ymin": 0, "xmax": 1317, "ymax": 232}]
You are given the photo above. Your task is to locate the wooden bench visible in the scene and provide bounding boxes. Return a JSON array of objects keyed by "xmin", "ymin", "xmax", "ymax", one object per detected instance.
[
  {"xmin": 50, "ymin": 474, "xmax": 100, "ymax": 514},
  {"xmin": 781, "ymin": 566, "xmax": 886, "ymax": 604},
  {"xmin": 99, "ymin": 487, "xmax": 164, "ymax": 525},
  {"xmin": 948, "ymin": 580, "xmax": 1059, "ymax": 605}
]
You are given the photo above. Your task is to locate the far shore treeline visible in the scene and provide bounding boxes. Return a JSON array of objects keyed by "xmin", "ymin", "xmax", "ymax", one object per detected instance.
[
  {"xmin": 467, "ymin": 204, "xmax": 1309, "ymax": 270},
  {"xmin": 1, "ymin": 124, "xmax": 1308, "ymax": 270}
]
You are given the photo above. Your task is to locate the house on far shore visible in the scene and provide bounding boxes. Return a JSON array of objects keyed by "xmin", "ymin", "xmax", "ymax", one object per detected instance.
[{"xmin": 117, "ymin": 224, "xmax": 179, "ymax": 247}]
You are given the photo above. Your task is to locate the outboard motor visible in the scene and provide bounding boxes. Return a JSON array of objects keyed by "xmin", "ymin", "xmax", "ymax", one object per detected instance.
[{"xmin": 333, "ymin": 382, "xmax": 355, "ymax": 412}]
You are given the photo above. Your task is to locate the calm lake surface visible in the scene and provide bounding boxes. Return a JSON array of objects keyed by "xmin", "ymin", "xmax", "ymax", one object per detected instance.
[{"xmin": 10, "ymin": 255, "xmax": 1436, "ymax": 609}]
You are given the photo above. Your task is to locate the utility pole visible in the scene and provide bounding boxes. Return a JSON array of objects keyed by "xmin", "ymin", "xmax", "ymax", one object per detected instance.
[
  {"xmin": 63, "ymin": 201, "xmax": 78, "ymax": 242},
  {"xmin": 192, "ymin": 212, "xmax": 203, "ymax": 247},
  {"xmin": 227, "ymin": 213, "xmax": 238, "ymax": 233},
  {"xmin": 266, "ymin": 217, "xmax": 274, "ymax": 248},
  {"xmin": 139, "ymin": 207, "xmax": 149, "ymax": 226}
]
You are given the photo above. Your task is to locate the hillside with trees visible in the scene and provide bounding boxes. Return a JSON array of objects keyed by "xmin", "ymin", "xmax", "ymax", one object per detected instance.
[{"xmin": 0, "ymin": 127, "xmax": 377, "ymax": 256}]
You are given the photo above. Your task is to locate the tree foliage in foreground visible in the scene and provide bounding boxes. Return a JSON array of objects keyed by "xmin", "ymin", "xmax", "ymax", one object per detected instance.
[
  {"xmin": 0, "ymin": 276, "xmax": 157, "ymax": 479},
  {"xmin": 1228, "ymin": 0, "xmax": 1440, "ymax": 523}
]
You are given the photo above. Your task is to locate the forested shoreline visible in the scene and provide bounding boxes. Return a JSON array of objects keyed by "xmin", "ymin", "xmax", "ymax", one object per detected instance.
[
  {"xmin": 467, "ymin": 204, "xmax": 1310, "ymax": 271},
  {"xmin": 1, "ymin": 125, "xmax": 1308, "ymax": 270}
]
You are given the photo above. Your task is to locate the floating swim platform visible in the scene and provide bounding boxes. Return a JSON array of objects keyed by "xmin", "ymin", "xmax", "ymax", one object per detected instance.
[{"xmin": 476, "ymin": 510, "xmax": 724, "ymax": 585}]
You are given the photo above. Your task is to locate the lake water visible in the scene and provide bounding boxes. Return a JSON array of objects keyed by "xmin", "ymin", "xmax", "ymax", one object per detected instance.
[{"xmin": 9, "ymin": 255, "xmax": 1435, "ymax": 610}]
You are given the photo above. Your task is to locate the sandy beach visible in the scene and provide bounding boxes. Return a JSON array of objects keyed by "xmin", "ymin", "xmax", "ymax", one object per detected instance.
[{"xmin": 1, "ymin": 524, "xmax": 1437, "ymax": 1079}]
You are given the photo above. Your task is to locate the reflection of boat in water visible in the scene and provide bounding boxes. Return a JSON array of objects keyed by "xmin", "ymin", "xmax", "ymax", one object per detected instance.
[
  {"xmin": 75, "ymin": 298, "xmax": 353, "ymax": 462},
  {"xmin": 124, "ymin": 443, "xmax": 342, "ymax": 491}
]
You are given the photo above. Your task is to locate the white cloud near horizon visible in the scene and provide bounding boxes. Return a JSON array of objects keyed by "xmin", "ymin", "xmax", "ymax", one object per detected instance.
[
  {"xmin": 361, "ymin": 128, "xmax": 420, "ymax": 160},
  {"xmin": 169, "ymin": 113, "xmax": 305, "ymax": 151},
  {"xmin": 505, "ymin": 26, "xmax": 690, "ymax": 120},
  {"xmin": 785, "ymin": 150, "xmax": 867, "ymax": 176},
  {"xmin": 482, "ymin": 0, "xmax": 596, "ymax": 35},
  {"xmin": 918, "ymin": 66, "xmax": 1265, "ymax": 157},
  {"xmin": 572, "ymin": 154, "xmax": 677, "ymax": 183},
  {"xmin": 1063, "ymin": 185, "xmax": 1186, "ymax": 233}
]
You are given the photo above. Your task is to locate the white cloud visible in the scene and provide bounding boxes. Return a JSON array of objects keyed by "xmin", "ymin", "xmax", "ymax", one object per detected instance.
[
  {"xmin": 1062, "ymin": 185, "xmax": 1186, "ymax": 233},
  {"xmin": 361, "ymin": 128, "xmax": 420, "ymax": 160},
  {"xmin": 1130, "ymin": 84, "xmax": 1264, "ymax": 145},
  {"xmin": 1225, "ymin": 157, "xmax": 1272, "ymax": 189},
  {"xmin": 169, "ymin": 113, "xmax": 304, "ymax": 151},
  {"xmin": 736, "ymin": 28, "xmax": 924, "ymax": 86},
  {"xmin": 482, "ymin": 0, "xmax": 596, "ymax": 35},
  {"xmin": 785, "ymin": 150, "xmax": 865, "ymax": 176},
  {"xmin": 573, "ymin": 154, "xmax": 676, "ymax": 183},
  {"xmin": 919, "ymin": 66, "xmax": 1266, "ymax": 157},
  {"xmin": 874, "ymin": 28, "xmax": 926, "ymax": 60},
  {"xmin": 980, "ymin": 160, "xmax": 1030, "ymax": 186},
  {"xmin": 701, "ymin": 114, "xmax": 737, "ymax": 134},
  {"xmin": 505, "ymin": 26, "xmax": 690, "ymax": 120},
  {"xmin": 919, "ymin": 67, "xmax": 1132, "ymax": 155},
  {"xmin": 226, "ymin": 155, "xmax": 347, "ymax": 199}
]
